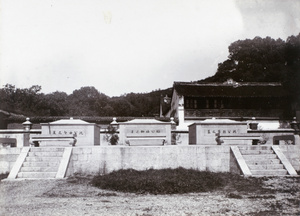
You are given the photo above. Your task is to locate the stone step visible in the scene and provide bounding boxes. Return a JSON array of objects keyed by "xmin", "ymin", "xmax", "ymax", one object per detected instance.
[
  {"xmin": 25, "ymin": 157, "xmax": 62, "ymax": 162},
  {"xmin": 248, "ymin": 164, "xmax": 284, "ymax": 170},
  {"xmin": 17, "ymin": 172, "xmax": 57, "ymax": 178},
  {"xmin": 243, "ymin": 154, "xmax": 277, "ymax": 160},
  {"xmin": 238, "ymin": 146, "xmax": 272, "ymax": 151},
  {"xmin": 22, "ymin": 161, "xmax": 60, "ymax": 167},
  {"xmin": 240, "ymin": 150, "xmax": 274, "ymax": 155},
  {"xmin": 30, "ymin": 147, "xmax": 65, "ymax": 152},
  {"xmin": 245, "ymin": 158, "xmax": 281, "ymax": 165},
  {"xmin": 251, "ymin": 169, "xmax": 288, "ymax": 176},
  {"xmin": 28, "ymin": 151, "xmax": 64, "ymax": 157},
  {"xmin": 20, "ymin": 166, "xmax": 58, "ymax": 172}
]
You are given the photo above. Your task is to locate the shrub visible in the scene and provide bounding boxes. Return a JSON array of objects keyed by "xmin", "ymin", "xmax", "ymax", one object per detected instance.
[
  {"xmin": 91, "ymin": 168, "xmax": 262, "ymax": 194},
  {"xmin": 226, "ymin": 192, "xmax": 243, "ymax": 199},
  {"xmin": 0, "ymin": 173, "xmax": 9, "ymax": 181},
  {"xmin": 104, "ymin": 125, "xmax": 119, "ymax": 145}
]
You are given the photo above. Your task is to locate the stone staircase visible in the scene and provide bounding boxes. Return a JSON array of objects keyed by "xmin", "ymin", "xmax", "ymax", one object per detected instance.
[
  {"xmin": 17, "ymin": 147, "xmax": 64, "ymax": 178},
  {"xmin": 239, "ymin": 146, "xmax": 288, "ymax": 176},
  {"xmin": 7, "ymin": 147, "xmax": 72, "ymax": 180},
  {"xmin": 233, "ymin": 146, "xmax": 298, "ymax": 176}
]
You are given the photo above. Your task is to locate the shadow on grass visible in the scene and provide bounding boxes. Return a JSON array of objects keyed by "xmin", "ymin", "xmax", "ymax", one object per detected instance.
[{"xmin": 66, "ymin": 173, "xmax": 94, "ymax": 184}]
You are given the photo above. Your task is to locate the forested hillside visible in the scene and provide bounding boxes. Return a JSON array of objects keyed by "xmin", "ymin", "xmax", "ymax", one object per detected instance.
[
  {"xmin": 0, "ymin": 84, "xmax": 172, "ymax": 117},
  {"xmin": 1, "ymin": 33, "xmax": 299, "ymax": 117},
  {"xmin": 201, "ymin": 33, "xmax": 300, "ymax": 108}
]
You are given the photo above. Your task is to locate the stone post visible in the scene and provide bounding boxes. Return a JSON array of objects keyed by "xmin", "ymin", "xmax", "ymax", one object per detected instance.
[
  {"xmin": 170, "ymin": 117, "xmax": 176, "ymax": 145},
  {"xmin": 170, "ymin": 117, "xmax": 176, "ymax": 130},
  {"xmin": 249, "ymin": 117, "xmax": 258, "ymax": 130},
  {"xmin": 22, "ymin": 118, "xmax": 32, "ymax": 146},
  {"xmin": 110, "ymin": 117, "xmax": 119, "ymax": 129},
  {"xmin": 290, "ymin": 117, "xmax": 300, "ymax": 132},
  {"xmin": 177, "ymin": 106, "xmax": 185, "ymax": 129},
  {"xmin": 109, "ymin": 117, "xmax": 119, "ymax": 145}
]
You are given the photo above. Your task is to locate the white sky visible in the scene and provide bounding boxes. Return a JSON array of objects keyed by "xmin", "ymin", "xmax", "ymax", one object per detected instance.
[{"xmin": 1, "ymin": 0, "xmax": 299, "ymax": 96}]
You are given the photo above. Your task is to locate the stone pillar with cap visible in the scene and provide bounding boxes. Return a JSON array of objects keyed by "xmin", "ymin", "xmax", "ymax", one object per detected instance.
[
  {"xmin": 249, "ymin": 117, "xmax": 258, "ymax": 130},
  {"xmin": 170, "ymin": 117, "xmax": 176, "ymax": 130},
  {"xmin": 22, "ymin": 117, "xmax": 32, "ymax": 146},
  {"xmin": 290, "ymin": 117, "xmax": 300, "ymax": 131},
  {"xmin": 110, "ymin": 117, "xmax": 119, "ymax": 129}
]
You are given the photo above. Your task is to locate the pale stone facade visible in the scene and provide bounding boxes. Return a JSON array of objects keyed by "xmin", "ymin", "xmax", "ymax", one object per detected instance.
[
  {"xmin": 188, "ymin": 118, "xmax": 248, "ymax": 145},
  {"xmin": 40, "ymin": 118, "xmax": 100, "ymax": 146},
  {"xmin": 118, "ymin": 119, "xmax": 171, "ymax": 146}
]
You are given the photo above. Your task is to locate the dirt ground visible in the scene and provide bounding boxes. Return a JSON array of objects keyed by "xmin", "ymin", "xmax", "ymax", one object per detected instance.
[{"xmin": 0, "ymin": 176, "xmax": 299, "ymax": 216}]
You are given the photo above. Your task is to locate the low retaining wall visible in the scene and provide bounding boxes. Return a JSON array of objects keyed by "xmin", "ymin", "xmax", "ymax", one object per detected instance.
[
  {"xmin": 100, "ymin": 131, "xmax": 189, "ymax": 146},
  {"xmin": 247, "ymin": 130, "xmax": 298, "ymax": 145},
  {"xmin": 0, "ymin": 130, "xmax": 41, "ymax": 147},
  {"xmin": 67, "ymin": 146, "xmax": 231, "ymax": 175},
  {"xmin": 1, "ymin": 145, "xmax": 300, "ymax": 175}
]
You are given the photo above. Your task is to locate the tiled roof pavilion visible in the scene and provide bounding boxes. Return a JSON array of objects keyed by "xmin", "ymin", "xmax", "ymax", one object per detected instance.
[{"xmin": 173, "ymin": 81, "xmax": 289, "ymax": 98}]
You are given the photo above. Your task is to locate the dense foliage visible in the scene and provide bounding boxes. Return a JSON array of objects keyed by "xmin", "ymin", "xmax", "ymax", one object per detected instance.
[
  {"xmin": 0, "ymin": 84, "xmax": 172, "ymax": 117},
  {"xmin": 202, "ymin": 33, "xmax": 300, "ymax": 108},
  {"xmin": 91, "ymin": 168, "xmax": 265, "ymax": 194}
]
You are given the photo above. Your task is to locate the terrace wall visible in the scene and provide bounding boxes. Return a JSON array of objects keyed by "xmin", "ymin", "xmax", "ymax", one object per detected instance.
[
  {"xmin": 1, "ymin": 145, "xmax": 299, "ymax": 175},
  {"xmin": 67, "ymin": 146, "xmax": 231, "ymax": 175}
]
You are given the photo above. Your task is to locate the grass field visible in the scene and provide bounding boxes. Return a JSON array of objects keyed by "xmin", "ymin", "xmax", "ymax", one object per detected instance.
[{"xmin": 1, "ymin": 169, "xmax": 299, "ymax": 215}]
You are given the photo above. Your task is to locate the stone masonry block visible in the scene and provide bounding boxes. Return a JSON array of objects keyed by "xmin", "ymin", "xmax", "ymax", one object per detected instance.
[
  {"xmin": 0, "ymin": 154, "xmax": 18, "ymax": 162},
  {"xmin": 0, "ymin": 148, "xmax": 21, "ymax": 155},
  {"xmin": 71, "ymin": 154, "xmax": 78, "ymax": 161},
  {"xmin": 91, "ymin": 147, "xmax": 103, "ymax": 154},
  {"xmin": 81, "ymin": 148, "xmax": 92, "ymax": 154},
  {"xmin": 0, "ymin": 161, "xmax": 10, "ymax": 173}
]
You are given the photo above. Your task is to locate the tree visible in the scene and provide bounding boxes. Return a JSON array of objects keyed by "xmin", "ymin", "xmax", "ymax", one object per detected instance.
[
  {"xmin": 0, "ymin": 83, "xmax": 172, "ymax": 117},
  {"xmin": 109, "ymin": 98, "xmax": 134, "ymax": 116},
  {"xmin": 0, "ymin": 84, "xmax": 16, "ymax": 111},
  {"xmin": 68, "ymin": 86, "xmax": 109, "ymax": 116},
  {"xmin": 0, "ymin": 84, "xmax": 48, "ymax": 115},
  {"xmin": 284, "ymin": 34, "xmax": 300, "ymax": 110},
  {"xmin": 205, "ymin": 36, "xmax": 287, "ymax": 83},
  {"xmin": 45, "ymin": 91, "xmax": 69, "ymax": 116}
]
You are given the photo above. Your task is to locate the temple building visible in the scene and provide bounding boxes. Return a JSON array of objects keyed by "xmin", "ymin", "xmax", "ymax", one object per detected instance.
[{"xmin": 167, "ymin": 79, "xmax": 291, "ymax": 129}]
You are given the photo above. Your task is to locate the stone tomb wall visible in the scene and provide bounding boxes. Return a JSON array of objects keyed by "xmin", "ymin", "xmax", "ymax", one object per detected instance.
[
  {"xmin": 189, "ymin": 119, "xmax": 248, "ymax": 145},
  {"xmin": 119, "ymin": 119, "xmax": 171, "ymax": 146},
  {"xmin": 0, "ymin": 131, "xmax": 25, "ymax": 148},
  {"xmin": 41, "ymin": 118, "xmax": 100, "ymax": 146}
]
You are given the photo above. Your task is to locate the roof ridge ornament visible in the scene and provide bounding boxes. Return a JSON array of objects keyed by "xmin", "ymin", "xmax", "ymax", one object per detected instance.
[{"xmin": 224, "ymin": 78, "xmax": 240, "ymax": 88}]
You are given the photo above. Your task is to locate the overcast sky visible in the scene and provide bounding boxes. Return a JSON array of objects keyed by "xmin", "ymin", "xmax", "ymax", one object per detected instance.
[{"xmin": 1, "ymin": 0, "xmax": 299, "ymax": 96}]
